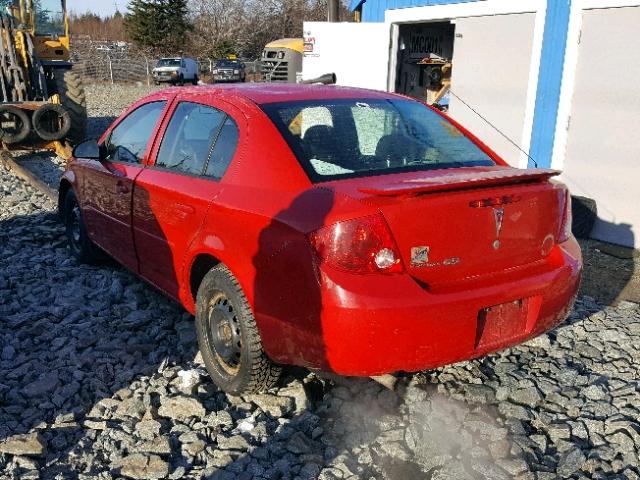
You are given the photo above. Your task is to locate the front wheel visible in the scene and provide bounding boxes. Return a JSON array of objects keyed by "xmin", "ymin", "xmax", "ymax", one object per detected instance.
[
  {"xmin": 178, "ymin": 75, "xmax": 184, "ymax": 86},
  {"xmin": 192, "ymin": 75, "xmax": 199, "ymax": 85},
  {"xmin": 63, "ymin": 190, "xmax": 103, "ymax": 264},
  {"xmin": 195, "ymin": 264, "xmax": 281, "ymax": 395}
]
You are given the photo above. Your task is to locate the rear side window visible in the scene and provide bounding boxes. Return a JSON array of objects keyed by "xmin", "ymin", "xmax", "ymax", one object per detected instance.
[
  {"xmin": 262, "ymin": 98, "xmax": 496, "ymax": 181},
  {"xmin": 155, "ymin": 102, "xmax": 238, "ymax": 178},
  {"xmin": 106, "ymin": 101, "xmax": 166, "ymax": 163},
  {"xmin": 205, "ymin": 118, "xmax": 239, "ymax": 179}
]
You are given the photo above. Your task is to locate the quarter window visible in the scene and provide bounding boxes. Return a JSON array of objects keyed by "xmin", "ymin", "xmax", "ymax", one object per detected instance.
[
  {"xmin": 205, "ymin": 118, "xmax": 239, "ymax": 179},
  {"xmin": 106, "ymin": 101, "xmax": 166, "ymax": 164},
  {"xmin": 155, "ymin": 102, "xmax": 239, "ymax": 179}
]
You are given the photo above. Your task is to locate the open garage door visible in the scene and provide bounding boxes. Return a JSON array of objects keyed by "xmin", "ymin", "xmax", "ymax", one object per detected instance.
[
  {"xmin": 561, "ymin": 7, "xmax": 640, "ymax": 248},
  {"xmin": 447, "ymin": 14, "xmax": 536, "ymax": 166},
  {"xmin": 302, "ymin": 22, "xmax": 391, "ymax": 91}
]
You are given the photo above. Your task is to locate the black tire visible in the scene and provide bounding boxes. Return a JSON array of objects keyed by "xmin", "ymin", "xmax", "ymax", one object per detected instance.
[
  {"xmin": 0, "ymin": 105, "xmax": 31, "ymax": 144},
  {"xmin": 32, "ymin": 104, "xmax": 71, "ymax": 141},
  {"xmin": 195, "ymin": 264, "xmax": 281, "ymax": 395},
  {"xmin": 52, "ymin": 68, "xmax": 87, "ymax": 145},
  {"xmin": 571, "ymin": 195, "xmax": 597, "ymax": 239},
  {"xmin": 154, "ymin": 80, "xmax": 160, "ymax": 86},
  {"xmin": 63, "ymin": 190, "xmax": 102, "ymax": 264},
  {"xmin": 178, "ymin": 74, "xmax": 184, "ymax": 86},
  {"xmin": 192, "ymin": 75, "xmax": 199, "ymax": 85}
]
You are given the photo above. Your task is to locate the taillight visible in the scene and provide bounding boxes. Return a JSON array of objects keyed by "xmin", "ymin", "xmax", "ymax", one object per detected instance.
[
  {"xmin": 309, "ymin": 214, "xmax": 404, "ymax": 274},
  {"xmin": 559, "ymin": 190, "xmax": 572, "ymax": 243}
]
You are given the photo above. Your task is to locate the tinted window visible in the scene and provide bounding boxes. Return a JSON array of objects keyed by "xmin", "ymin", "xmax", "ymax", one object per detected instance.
[
  {"xmin": 156, "ymin": 102, "xmax": 226, "ymax": 176},
  {"xmin": 107, "ymin": 101, "xmax": 166, "ymax": 163},
  {"xmin": 216, "ymin": 60, "xmax": 238, "ymax": 68},
  {"xmin": 262, "ymin": 99, "xmax": 495, "ymax": 181},
  {"xmin": 205, "ymin": 118, "xmax": 239, "ymax": 179}
]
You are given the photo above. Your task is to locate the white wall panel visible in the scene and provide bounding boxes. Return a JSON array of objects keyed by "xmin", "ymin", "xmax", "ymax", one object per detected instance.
[
  {"xmin": 302, "ymin": 22, "xmax": 391, "ymax": 91},
  {"xmin": 562, "ymin": 6, "xmax": 640, "ymax": 247},
  {"xmin": 448, "ymin": 13, "xmax": 536, "ymax": 166}
]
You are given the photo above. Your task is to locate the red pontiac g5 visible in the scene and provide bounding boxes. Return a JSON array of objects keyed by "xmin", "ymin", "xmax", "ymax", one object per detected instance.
[{"xmin": 59, "ymin": 84, "xmax": 582, "ymax": 394}]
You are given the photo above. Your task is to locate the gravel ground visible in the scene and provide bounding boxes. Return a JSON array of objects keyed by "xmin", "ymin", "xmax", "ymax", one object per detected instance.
[{"xmin": 1, "ymin": 84, "xmax": 640, "ymax": 480}]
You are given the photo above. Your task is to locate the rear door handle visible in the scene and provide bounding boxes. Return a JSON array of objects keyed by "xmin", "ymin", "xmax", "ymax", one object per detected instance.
[{"xmin": 116, "ymin": 181, "xmax": 129, "ymax": 194}]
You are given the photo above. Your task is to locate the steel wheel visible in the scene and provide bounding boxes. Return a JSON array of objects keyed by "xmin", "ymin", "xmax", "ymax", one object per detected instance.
[
  {"xmin": 206, "ymin": 292, "xmax": 242, "ymax": 374},
  {"xmin": 63, "ymin": 189, "xmax": 102, "ymax": 264},
  {"xmin": 195, "ymin": 264, "xmax": 282, "ymax": 394},
  {"xmin": 69, "ymin": 204, "xmax": 81, "ymax": 247}
]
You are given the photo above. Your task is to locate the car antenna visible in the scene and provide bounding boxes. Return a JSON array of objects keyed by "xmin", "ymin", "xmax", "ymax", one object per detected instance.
[{"xmin": 447, "ymin": 89, "xmax": 539, "ymax": 168}]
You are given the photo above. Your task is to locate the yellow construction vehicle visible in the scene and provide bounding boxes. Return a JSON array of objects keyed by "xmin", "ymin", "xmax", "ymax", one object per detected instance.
[{"xmin": 0, "ymin": 0, "xmax": 86, "ymax": 158}]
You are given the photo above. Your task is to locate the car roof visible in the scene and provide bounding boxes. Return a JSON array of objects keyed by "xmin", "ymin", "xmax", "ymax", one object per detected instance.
[{"xmin": 144, "ymin": 83, "xmax": 404, "ymax": 105}]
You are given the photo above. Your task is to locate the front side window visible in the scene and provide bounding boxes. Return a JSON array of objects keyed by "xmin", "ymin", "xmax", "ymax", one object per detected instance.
[
  {"xmin": 262, "ymin": 98, "xmax": 496, "ymax": 181},
  {"xmin": 106, "ymin": 101, "xmax": 166, "ymax": 164},
  {"xmin": 155, "ymin": 102, "xmax": 238, "ymax": 179},
  {"xmin": 34, "ymin": 0, "xmax": 65, "ymax": 36}
]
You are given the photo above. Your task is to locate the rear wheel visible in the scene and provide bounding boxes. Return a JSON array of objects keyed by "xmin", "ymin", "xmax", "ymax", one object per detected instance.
[
  {"xmin": 192, "ymin": 75, "xmax": 199, "ymax": 85},
  {"xmin": 63, "ymin": 190, "xmax": 102, "ymax": 264},
  {"xmin": 52, "ymin": 68, "xmax": 87, "ymax": 144},
  {"xmin": 195, "ymin": 264, "xmax": 281, "ymax": 395}
]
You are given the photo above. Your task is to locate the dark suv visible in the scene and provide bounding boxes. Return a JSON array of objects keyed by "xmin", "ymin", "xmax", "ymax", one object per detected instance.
[{"xmin": 212, "ymin": 59, "xmax": 246, "ymax": 83}]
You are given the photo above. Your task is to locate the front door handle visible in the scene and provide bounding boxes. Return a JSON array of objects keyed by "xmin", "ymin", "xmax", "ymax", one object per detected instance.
[{"xmin": 116, "ymin": 181, "xmax": 129, "ymax": 194}]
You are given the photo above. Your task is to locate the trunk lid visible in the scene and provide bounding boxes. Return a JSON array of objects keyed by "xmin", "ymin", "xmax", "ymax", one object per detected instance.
[{"xmin": 328, "ymin": 167, "xmax": 566, "ymax": 286}]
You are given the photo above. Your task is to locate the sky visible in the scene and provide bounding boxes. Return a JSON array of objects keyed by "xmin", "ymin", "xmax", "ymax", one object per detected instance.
[{"xmin": 66, "ymin": 0, "xmax": 131, "ymax": 18}]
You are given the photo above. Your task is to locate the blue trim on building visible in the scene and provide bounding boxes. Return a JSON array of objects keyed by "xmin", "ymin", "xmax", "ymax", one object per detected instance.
[
  {"xmin": 359, "ymin": 0, "xmax": 480, "ymax": 22},
  {"xmin": 528, "ymin": 0, "xmax": 571, "ymax": 168},
  {"xmin": 354, "ymin": 0, "xmax": 573, "ymax": 169}
]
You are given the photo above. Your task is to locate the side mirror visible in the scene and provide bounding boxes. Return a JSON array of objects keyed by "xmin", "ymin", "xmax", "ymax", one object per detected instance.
[{"xmin": 72, "ymin": 139, "xmax": 102, "ymax": 160}]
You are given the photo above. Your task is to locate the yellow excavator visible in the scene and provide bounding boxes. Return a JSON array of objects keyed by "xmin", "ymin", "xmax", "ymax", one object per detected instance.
[{"xmin": 0, "ymin": 0, "xmax": 86, "ymax": 158}]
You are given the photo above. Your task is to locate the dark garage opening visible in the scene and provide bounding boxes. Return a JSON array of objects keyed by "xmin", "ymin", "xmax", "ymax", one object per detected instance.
[{"xmin": 394, "ymin": 21, "xmax": 455, "ymax": 107}]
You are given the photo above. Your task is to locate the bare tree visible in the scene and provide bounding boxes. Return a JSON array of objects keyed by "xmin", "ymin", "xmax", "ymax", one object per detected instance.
[{"xmin": 188, "ymin": 0, "xmax": 348, "ymax": 60}]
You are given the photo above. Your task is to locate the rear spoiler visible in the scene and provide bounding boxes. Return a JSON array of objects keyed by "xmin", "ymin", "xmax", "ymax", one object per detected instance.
[{"xmin": 359, "ymin": 168, "xmax": 561, "ymax": 197}]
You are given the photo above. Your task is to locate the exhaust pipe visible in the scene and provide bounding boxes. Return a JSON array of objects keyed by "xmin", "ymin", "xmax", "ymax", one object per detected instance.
[{"xmin": 300, "ymin": 73, "xmax": 337, "ymax": 85}]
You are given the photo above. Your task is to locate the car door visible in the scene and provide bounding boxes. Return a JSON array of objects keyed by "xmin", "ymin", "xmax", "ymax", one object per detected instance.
[
  {"xmin": 133, "ymin": 95, "xmax": 242, "ymax": 299},
  {"xmin": 80, "ymin": 100, "xmax": 169, "ymax": 271}
]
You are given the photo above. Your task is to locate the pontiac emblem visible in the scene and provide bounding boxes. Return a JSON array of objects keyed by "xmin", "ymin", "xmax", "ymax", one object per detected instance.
[{"xmin": 493, "ymin": 207, "xmax": 504, "ymax": 249}]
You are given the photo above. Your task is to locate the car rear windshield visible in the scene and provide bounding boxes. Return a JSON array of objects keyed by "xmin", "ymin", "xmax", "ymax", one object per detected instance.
[{"xmin": 261, "ymin": 98, "xmax": 496, "ymax": 182}]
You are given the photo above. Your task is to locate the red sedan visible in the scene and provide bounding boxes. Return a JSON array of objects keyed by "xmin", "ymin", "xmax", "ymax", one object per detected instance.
[{"xmin": 59, "ymin": 84, "xmax": 582, "ymax": 394}]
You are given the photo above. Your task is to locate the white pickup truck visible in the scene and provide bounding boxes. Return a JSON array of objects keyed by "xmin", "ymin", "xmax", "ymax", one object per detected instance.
[{"xmin": 152, "ymin": 57, "xmax": 198, "ymax": 86}]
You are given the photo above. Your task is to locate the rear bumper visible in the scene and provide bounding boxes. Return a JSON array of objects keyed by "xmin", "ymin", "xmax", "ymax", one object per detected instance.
[{"xmin": 312, "ymin": 238, "xmax": 581, "ymax": 375}]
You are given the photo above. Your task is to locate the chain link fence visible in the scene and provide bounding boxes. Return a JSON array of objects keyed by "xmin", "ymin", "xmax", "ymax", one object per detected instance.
[{"xmin": 70, "ymin": 36, "xmax": 263, "ymax": 84}]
